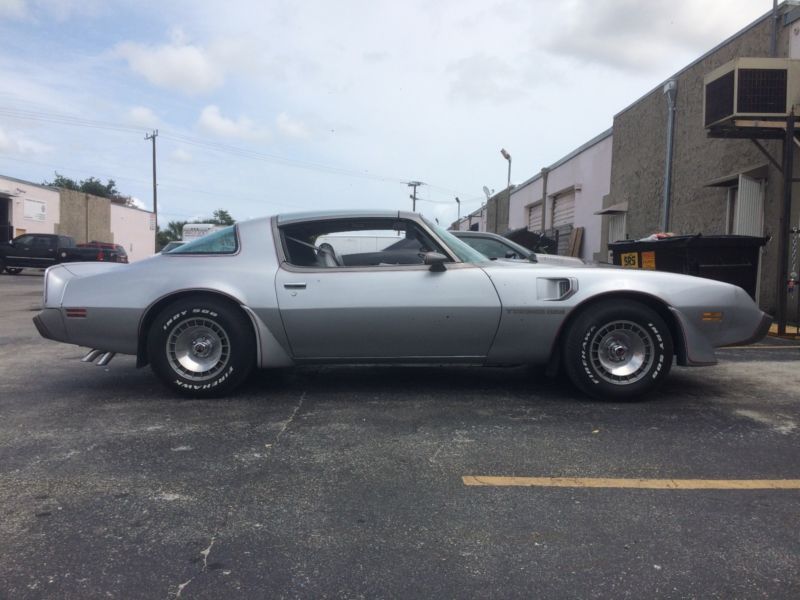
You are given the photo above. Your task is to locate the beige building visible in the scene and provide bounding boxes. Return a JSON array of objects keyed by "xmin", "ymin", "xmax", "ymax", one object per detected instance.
[{"xmin": 0, "ymin": 174, "xmax": 155, "ymax": 262}]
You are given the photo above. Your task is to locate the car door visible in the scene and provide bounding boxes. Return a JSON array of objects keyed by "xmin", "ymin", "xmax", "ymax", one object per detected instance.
[
  {"xmin": 6, "ymin": 235, "xmax": 35, "ymax": 267},
  {"xmin": 275, "ymin": 263, "xmax": 501, "ymax": 360},
  {"xmin": 30, "ymin": 236, "xmax": 58, "ymax": 266}
]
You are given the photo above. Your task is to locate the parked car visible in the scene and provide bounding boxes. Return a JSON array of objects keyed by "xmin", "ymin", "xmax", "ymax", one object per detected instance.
[
  {"xmin": 33, "ymin": 210, "xmax": 771, "ymax": 400},
  {"xmin": 452, "ymin": 230, "xmax": 585, "ymax": 266},
  {"xmin": 77, "ymin": 241, "xmax": 129, "ymax": 263},
  {"xmin": 0, "ymin": 233, "xmax": 124, "ymax": 274}
]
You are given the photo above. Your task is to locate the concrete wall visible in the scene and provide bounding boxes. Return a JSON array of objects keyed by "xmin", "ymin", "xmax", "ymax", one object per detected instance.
[
  {"xmin": 56, "ymin": 189, "xmax": 112, "ymax": 244},
  {"xmin": 0, "ymin": 176, "xmax": 60, "ymax": 237},
  {"xmin": 607, "ymin": 11, "xmax": 791, "ymax": 312},
  {"xmin": 509, "ymin": 132, "xmax": 612, "ymax": 260},
  {"xmin": 110, "ymin": 203, "xmax": 155, "ymax": 262},
  {"xmin": 485, "ymin": 189, "xmax": 510, "ymax": 233}
]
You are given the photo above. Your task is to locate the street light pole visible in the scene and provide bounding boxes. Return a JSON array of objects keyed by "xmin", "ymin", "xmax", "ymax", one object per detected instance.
[
  {"xmin": 455, "ymin": 196, "xmax": 461, "ymax": 220},
  {"xmin": 500, "ymin": 148, "xmax": 512, "ymax": 190}
]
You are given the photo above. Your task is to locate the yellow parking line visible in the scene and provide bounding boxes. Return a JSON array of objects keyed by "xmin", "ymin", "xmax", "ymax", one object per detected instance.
[{"xmin": 462, "ymin": 476, "xmax": 800, "ymax": 489}]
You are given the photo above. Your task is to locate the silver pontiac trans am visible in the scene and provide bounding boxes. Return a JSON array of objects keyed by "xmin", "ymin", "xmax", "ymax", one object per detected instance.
[{"xmin": 33, "ymin": 210, "xmax": 771, "ymax": 400}]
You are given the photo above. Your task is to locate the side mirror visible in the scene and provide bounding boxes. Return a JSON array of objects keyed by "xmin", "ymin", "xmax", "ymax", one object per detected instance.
[{"xmin": 423, "ymin": 251, "xmax": 448, "ymax": 272}]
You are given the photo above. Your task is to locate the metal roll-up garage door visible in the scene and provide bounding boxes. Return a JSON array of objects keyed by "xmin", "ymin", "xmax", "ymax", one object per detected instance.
[
  {"xmin": 552, "ymin": 191, "xmax": 575, "ymax": 227},
  {"xmin": 733, "ymin": 174, "xmax": 764, "ymax": 236},
  {"xmin": 528, "ymin": 202, "xmax": 542, "ymax": 231}
]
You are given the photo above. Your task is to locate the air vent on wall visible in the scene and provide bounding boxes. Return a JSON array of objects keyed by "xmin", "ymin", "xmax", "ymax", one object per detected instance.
[{"xmin": 703, "ymin": 58, "xmax": 800, "ymax": 128}]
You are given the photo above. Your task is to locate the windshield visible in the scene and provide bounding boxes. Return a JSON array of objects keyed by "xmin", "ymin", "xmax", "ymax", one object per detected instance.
[
  {"xmin": 168, "ymin": 226, "xmax": 238, "ymax": 255},
  {"xmin": 422, "ymin": 218, "xmax": 488, "ymax": 263}
]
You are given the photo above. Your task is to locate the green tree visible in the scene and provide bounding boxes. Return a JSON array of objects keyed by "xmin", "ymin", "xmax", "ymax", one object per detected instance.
[
  {"xmin": 209, "ymin": 209, "xmax": 235, "ymax": 226},
  {"xmin": 43, "ymin": 172, "xmax": 130, "ymax": 203}
]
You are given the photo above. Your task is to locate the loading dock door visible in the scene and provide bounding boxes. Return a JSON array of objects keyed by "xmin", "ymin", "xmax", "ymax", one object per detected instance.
[
  {"xmin": 733, "ymin": 175, "xmax": 764, "ymax": 236},
  {"xmin": 528, "ymin": 202, "xmax": 542, "ymax": 231},
  {"xmin": 552, "ymin": 192, "xmax": 575, "ymax": 228}
]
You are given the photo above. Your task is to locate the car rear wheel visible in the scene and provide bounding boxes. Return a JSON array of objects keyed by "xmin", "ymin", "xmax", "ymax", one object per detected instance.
[
  {"xmin": 563, "ymin": 299, "xmax": 673, "ymax": 401},
  {"xmin": 148, "ymin": 297, "xmax": 255, "ymax": 397}
]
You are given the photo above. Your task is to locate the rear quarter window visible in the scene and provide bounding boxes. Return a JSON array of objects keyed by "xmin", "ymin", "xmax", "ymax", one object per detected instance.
[{"xmin": 168, "ymin": 226, "xmax": 238, "ymax": 255}]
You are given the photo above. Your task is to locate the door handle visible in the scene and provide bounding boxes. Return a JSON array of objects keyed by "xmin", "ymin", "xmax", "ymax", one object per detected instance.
[{"xmin": 283, "ymin": 282, "xmax": 307, "ymax": 289}]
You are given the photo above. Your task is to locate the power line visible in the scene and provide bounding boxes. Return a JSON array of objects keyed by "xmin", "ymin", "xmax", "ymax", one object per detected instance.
[{"xmin": 0, "ymin": 105, "xmax": 485, "ymax": 199}]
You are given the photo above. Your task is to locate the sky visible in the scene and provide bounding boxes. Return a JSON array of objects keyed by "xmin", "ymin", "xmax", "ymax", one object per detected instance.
[{"xmin": 0, "ymin": 0, "xmax": 774, "ymax": 227}]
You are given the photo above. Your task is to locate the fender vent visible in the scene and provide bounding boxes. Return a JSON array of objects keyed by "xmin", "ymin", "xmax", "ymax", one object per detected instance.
[{"xmin": 537, "ymin": 278, "xmax": 578, "ymax": 301}]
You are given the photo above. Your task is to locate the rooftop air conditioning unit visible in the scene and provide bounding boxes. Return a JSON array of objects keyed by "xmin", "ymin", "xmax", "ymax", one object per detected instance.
[{"xmin": 703, "ymin": 58, "xmax": 800, "ymax": 128}]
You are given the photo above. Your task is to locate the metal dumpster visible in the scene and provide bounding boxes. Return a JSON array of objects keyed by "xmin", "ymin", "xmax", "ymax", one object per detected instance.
[{"xmin": 609, "ymin": 235, "xmax": 768, "ymax": 299}]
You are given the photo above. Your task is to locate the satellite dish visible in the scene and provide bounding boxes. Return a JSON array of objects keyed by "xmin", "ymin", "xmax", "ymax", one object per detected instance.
[{"xmin": 482, "ymin": 186, "xmax": 491, "ymax": 199}]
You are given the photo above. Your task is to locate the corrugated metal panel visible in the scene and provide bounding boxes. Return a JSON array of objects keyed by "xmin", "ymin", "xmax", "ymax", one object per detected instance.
[
  {"xmin": 607, "ymin": 213, "xmax": 626, "ymax": 244},
  {"xmin": 734, "ymin": 175, "xmax": 764, "ymax": 236},
  {"xmin": 552, "ymin": 192, "xmax": 575, "ymax": 227},
  {"xmin": 528, "ymin": 202, "xmax": 542, "ymax": 231}
]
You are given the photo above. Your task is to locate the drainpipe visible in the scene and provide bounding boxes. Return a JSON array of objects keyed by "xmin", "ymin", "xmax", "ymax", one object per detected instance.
[
  {"xmin": 662, "ymin": 80, "xmax": 678, "ymax": 232},
  {"xmin": 540, "ymin": 167, "xmax": 549, "ymax": 230},
  {"xmin": 771, "ymin": 0, "xmax": 778, "ymax": 57}
]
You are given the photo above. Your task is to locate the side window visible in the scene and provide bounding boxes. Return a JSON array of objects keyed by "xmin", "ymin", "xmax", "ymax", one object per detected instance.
[
  {"xmin": 169, "ymin": 226, "xmax": 238, "ymax": 255},
  {"xmin": 280, "ymin": 218, "xmax": 449, "ymax": 268},
  {"xmin": 13, "ymin": 235, "xmax": 34, "ymax": 248},
  {"xmin": 467, "ymin": 238, "xmax": 516, "ymax": 259}
]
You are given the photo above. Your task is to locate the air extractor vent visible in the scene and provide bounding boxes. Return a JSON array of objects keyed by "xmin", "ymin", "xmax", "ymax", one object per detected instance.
[{"xmin": 703, "ymin": 58, "xmax": 800, "ymax": 128}]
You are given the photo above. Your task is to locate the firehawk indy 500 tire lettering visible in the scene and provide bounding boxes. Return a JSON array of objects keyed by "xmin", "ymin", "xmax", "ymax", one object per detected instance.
[{"xmin": 33, "ymin": 210, "xmax": 772, "ymax": 400}]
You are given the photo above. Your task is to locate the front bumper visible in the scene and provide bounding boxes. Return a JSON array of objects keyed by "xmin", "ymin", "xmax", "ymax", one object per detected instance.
[{"xmin": 728, "ymin": 311, "xmax": 773, "ymax": 347}]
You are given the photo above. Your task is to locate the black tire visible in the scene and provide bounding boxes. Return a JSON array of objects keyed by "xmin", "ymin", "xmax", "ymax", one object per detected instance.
[
  {"xmin": 563, "ymin": 299, "xmax": 673, "ymax": 401},
  {"xmin": 5, "ymin": 267, "xmax": 22, "ymax": 275},
  {"xmin": 147, "ymin": 297, "xmax": 255, "ymax": 397}
]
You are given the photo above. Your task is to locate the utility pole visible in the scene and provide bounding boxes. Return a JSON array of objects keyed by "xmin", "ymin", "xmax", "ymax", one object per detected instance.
[
  {"xmin": 145, "ymin": 129, "xmax": 158, "ymax": 238},
  {"xmin": 407, "ymin": 181, "xmax": 423, "ymax": 212}
]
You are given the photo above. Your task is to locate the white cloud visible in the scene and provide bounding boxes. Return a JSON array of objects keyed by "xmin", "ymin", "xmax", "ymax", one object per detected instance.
[
  {"xmin": 127, "ymin": 105, "xmax": 159, "ymax": 128},
  {"xmin": 115, "ymin": 29, "xmax": 223, "ymax": 94},
  {"xmin": 447, "ymin": 54, "xmax": 525, "ymax": 104},
  {"xmin": 0, "ymin": 0, "xmax": 26, "ymax": 19},
  {"xmin": 542, "ymin": 0, "xmax": 768, "ymax": 72},
  {"xmin": 170, "ymin": 148, "xmax": 192, "ymax": 162},
  {"xmin": 0, "ymin": 0, "xmax": 106, "ymax": 21},
  {"xmin": 0, "ymin": 126, "xmax": 53, "ymax": 155},
  {"xmin": 198, "ymin": 105, "xmax": 267, "ymax": 140},
  {"xmin": 128, "ymin": 196, "xmax": 146, "ymax": 209},
  {"xmin": 276, "ymin": 112, "xmax": 310, "ymax": 140}
]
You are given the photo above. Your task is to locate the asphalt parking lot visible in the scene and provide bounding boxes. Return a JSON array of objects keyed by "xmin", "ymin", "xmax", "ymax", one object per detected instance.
[{"xmin": 2, "ymin": 272, "xmax": 800, "ymax": 599}]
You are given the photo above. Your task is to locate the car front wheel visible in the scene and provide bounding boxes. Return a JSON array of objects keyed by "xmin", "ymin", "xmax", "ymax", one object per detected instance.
[
  {"xmin": 5, "ymin": 267, "xmax": 23, "ymax": 274},
  {"xmin": 148, "ymin": 297, "xmax": 255, "ymax": 397},
  {"xmin": 563, "ymin": 299, "xmax": 673, "ymax": 400}
]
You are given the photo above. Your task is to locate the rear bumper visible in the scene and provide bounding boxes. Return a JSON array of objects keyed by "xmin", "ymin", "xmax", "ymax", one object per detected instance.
[{"xmin": 32, "ymin": 308, "xmax": 69, "ymax": 343}]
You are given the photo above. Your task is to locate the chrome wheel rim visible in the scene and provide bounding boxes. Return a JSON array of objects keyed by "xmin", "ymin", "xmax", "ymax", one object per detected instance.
[
  {"xmin": 589, "ymin": 320, "xmax": 654, "ymax": 385},
  {"xmin": 166, "ymin": 317, "xmax": 230, "ymax": 381}
]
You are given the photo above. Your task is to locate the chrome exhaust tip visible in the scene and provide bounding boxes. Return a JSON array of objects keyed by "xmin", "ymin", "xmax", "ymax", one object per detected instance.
[
  {"xmin": 96, "ymin": 352, "xmax": 116, "ymax": 367},
  {"xmin": 81, "ymin": 349, "xmax": 103, "ymax": 363}
]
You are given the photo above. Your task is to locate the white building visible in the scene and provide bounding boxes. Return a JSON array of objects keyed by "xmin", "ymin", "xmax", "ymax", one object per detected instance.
[
  {"xmin": 508, "ymin": 129, "xmax": 613, "ymax": 261},
  {"xmin": 0, "ymin": 174, "xmax": 155, "ymax": 262},
  {"xmin": 0, "ymin": 175, "xmax": 61, "ymax": 242}
]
